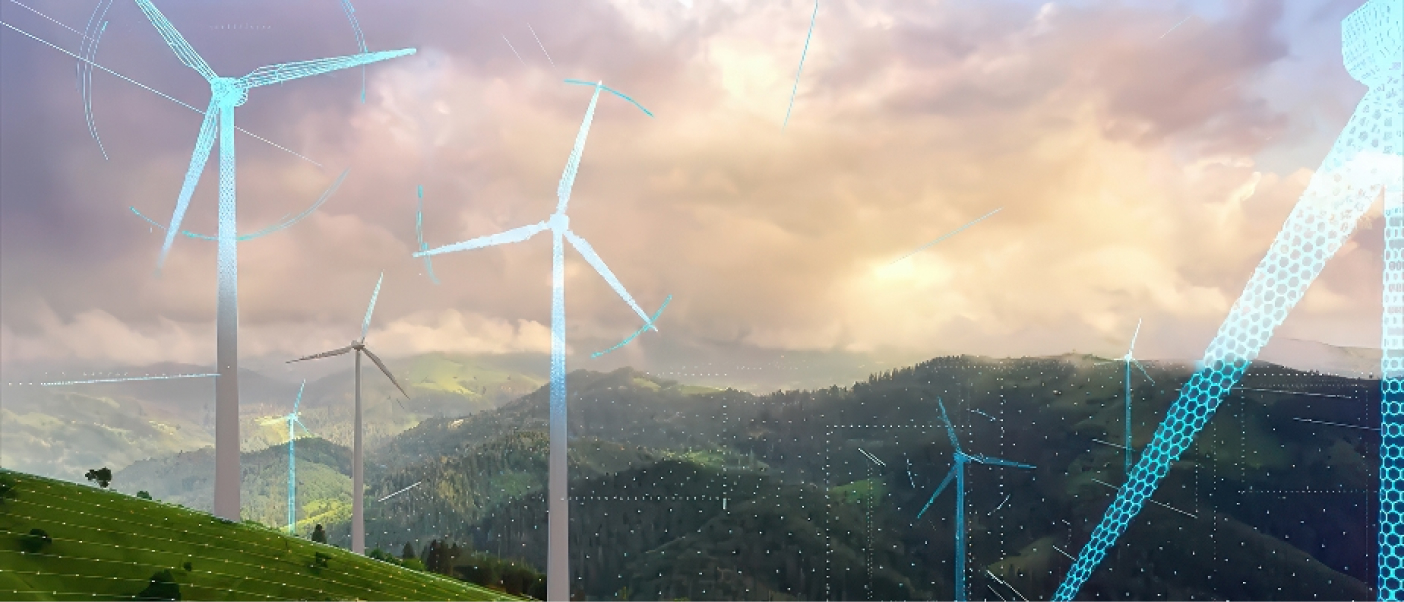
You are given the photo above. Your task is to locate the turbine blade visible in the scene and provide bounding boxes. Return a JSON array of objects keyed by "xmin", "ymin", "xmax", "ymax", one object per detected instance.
[
  {"xmin": 416, "ymin": 185, "xmax": 440, "ymax": 284},
  {"xmin": 294, "ymin": 417, "xmax": 314, "ymax": 437},
  {"xmin": 562, "ymin": 80, "xmax": 654, "ymax": 117},
  {"xmin": 556, "ymin": 81, "xmax": 604, "ymax": 214},
  {"xmin": 292, "ymin": 380, "xmax": 306, "ymax": 413},
  {"xmin": 1129, "ymin": 318, "xmax": 1142, "ymax": 353},
  {"xmin": 239, "ymin": 48, "xmax": 416, "ymax": 89},
  {"xmin": 287, "ymin": 345, "xmax": 354, "ymax": 363},
  {"xmin": 563, "ymin": 230, "xmax": 654, "ymax": 328},
  {"xmin": 1132, "ymin": 358, "xmax": 1156, "ymax": 385},
  {"xmin": 968, "ymin": 453, "xmax": 1035, "ymax": 470},
  {"xmin": 156, "ymin": 100, "xmax": 219, "ymax": 272},
  {"xmin": 362, "ymin": 272, "xmax": 383, "ymax": 342},
  {"xmin": 133, "ymin": 0, "xmax": 217, "ymax": 82},
  {"xmin": 362, "ymin": 346, "xmax": 409, "ymax": 400},
  {"xmin": 591, "ymin": 294, "xmax": 672, "ymax": 358},
  {"xmin": 936, "ymin": 398, "xmax": 963, "ymax": 455},
  {"xmin": 916, "ymin": 465, "xmax": 959, "ymax": 519},
  {"xmin": 414, "ymin": 221, "xmax": 548, "ymax": 257}
]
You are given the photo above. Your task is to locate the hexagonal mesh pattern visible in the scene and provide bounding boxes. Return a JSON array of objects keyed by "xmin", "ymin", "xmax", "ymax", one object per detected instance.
[{"xmin": 1054, "ymin": 1, "xmax": 1402, "ymax": 599}]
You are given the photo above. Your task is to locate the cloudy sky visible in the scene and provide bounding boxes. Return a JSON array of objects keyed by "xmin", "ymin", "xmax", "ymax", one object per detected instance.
[{"xmin": 0, "ymin": 0, "xmax": 1384, "ymax": 376}]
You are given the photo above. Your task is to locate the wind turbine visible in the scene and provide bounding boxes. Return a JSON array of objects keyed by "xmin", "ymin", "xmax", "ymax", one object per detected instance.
[
  {"xmin": 916, "ymin": 399, "xmax": 1035, "ymax": 602},
  {"xmin": 131, "ymin": 0, "xmax": 415, "ymax": 522},
  {"xmin": 282, "ymin": 381, "xmax": 313, "ymax": 535},
  {"xmin": 414, "ymin": 78, "xmax": 669, "ymax": 601},
  {"xmin": 1095, "ymin": 319, "xmax": 1155, "ymax": 478},
  {"xmin": 288, "ymin": 273, "xmax": 410, "ymax": 554},
  {"xmin": 1054, "ymin": 2, "xmax": 1403, "ymax": 598}
]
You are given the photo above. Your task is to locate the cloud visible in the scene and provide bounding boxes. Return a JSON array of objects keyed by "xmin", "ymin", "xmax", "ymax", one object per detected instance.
[{"xmin": 0, "ymin": 0, "xmax": 1382, "ymax": 372}]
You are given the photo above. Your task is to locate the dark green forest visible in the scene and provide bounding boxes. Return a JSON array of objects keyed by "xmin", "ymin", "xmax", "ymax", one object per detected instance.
[
  {"xmin": 103, "ymin": 354, "xmax": 1378, "ymax": 599},
  {"xmin": 335, "ymin": 355, "xmax": 1378, "ymax": 600}
]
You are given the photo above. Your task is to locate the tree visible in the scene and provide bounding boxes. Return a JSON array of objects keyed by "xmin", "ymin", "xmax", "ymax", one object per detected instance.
[
  {"xmin": 311, "ymin": 524, "xmax": 327, "ymax": 544},
  {"xmin": 20, "ymin": 528, "xmax": 51, "ymax": 553},
  {"xmin": 401, "ymin": 541, "xmax": 416, "ymax": 561},
  {"xmin": 135, "ymin": 569, "xmax": 181, "ymax": 600},
  {"xmin": 85, "ymin": 467, "xmax": 112, "ymax": 488},
  {"xmin": 137, "ymin": 491, "xmax": 153, "ymax": 500}
]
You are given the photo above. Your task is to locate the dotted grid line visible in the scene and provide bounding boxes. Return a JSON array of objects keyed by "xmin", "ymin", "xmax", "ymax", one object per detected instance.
[
  {"xmin": 0, "ymin": 591, "xmax": 135, "ymax": 600},
  {"xmin": 0, "ymin": 550, "xmax": 279, "ymax": 600},
  {"xmin": 8, "ymin": 483, "xmax": 478, "ymax": 599},
  {"xmin": 824, "ymin": 423, "xmax": 941, "ymax": 599},
  {"xmin": 568, "ymin": 496, "xmax": 725, "ymax": 501},
  {"xmin": 15, "ymin": 477, "xmax": 479, "ymax": 597},
  {"xmin": 1, "ymin": 503, "xmax": 438, "ymax": 600},
  {"xmin": 1240, "ymin": 489, "xmax": 1373, "ymax": 494}
]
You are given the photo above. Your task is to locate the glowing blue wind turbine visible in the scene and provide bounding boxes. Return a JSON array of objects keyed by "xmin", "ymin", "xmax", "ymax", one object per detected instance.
[
  {"xmin": 130, "ymin": 0, "xmax": 414, "ymax": 522},
  {"xmin": 1095, "ymin": 319, "xmax": 1155, "ymax": 478},
  {"xmin": 288, "ymin": 272, "xmax": 409, "ymax": 555},
  {"xmin": 414, "ymin": 79, "xmax": 669, "ymax": 600},
  {"xmin": 916, "ymin": 399, "xmax": 1034, "ymax": 602},
  {"xmin": 1055, "ymin": 1, "xmax": 1404, "ymax": 598},
  {"xmin": 280, "ymin": 381, "xmax": 313, "ymax": 534}
]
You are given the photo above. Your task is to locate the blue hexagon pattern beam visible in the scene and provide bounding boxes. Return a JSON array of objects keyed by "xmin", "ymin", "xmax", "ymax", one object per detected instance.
[{"xmin": 1053, "ymin": 1, "xmax": 1402, "ymax": 599}]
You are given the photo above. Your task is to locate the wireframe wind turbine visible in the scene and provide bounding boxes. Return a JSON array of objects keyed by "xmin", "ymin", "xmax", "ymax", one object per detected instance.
[
  {"xmin": 1054, "ymin": 2, "xmax": 1403, "ymax": 598},
  {"xmin": 281, "ymin": 381, "xmax": 313, "ymax": 534},
  {"xmin": 131, "ymin": 0, "xmax": 415, "ymax": 522},
  {"xmin": 916, "ymin": 399, "xmax": 1034, "ymax": 602},
  {"xmin": 414, "ymin": 78, "xmax": 669, "ymax": 601},
  {"xmin": 1094, "ymin": 319, "xmax": 1155, "ymax": 478},
  {"xmin": 288, "ymin": 272, "xmax": 410, "ymax": 555}
]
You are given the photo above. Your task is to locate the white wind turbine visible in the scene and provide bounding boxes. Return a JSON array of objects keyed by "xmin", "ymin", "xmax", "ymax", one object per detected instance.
[
  {"xmin": 288, "ymin": 272, "xmax": 409, "ymax": 554},
  {"xmin": 414, "ymin": 79, "xmax": 668, "ymax": 600},
  {"xmin": 131, "ymin": 0, "xmax": 415, "ymax": 521}
]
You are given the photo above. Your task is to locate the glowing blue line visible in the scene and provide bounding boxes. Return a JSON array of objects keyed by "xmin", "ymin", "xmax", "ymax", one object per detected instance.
[
  {"xmin": 377, "ymin": 481, "xmax": 421, "ymax": 502},
  {"xmin": 782, "ymin": 0, "xmax": 818, "ymax": 131},
  {"xmin": 968, "ymin": 408, "xmax": 999, "ymax": 422},
  {"xmin": 1240, "ymin": 387, "xmax": 1355, "ymax": 400},
  {"xmin": 339, "ymin": 0, "xmax": 368, "ymax": 102},
  {"xmin": 1090, "ymin": 478, "xmax": 1196, "ymax": 518},
  {"xmin": 416, "ymin": 185, "xmax": 440, "ymax": 284},
  {"xmin": 564, "ymin": 80, "xmax": 654, "ymax": 117},
  {"xmin": 591, "ymin": 295, "xmax": 671, "ymax": 358},
  {"xmin": 1291, "ymin": 416, "xmax": 1378, "ymax": 431},
  {"xmin": 130, "ymin": 168, "xmax": 347, "ymax": 241},
  {"xmin": 892, "ymin": 208, "xmax": 1003, "ymax": 265},
  {"xmin": 0, "ymin": 19, "xmax": 321, "ymax": 167},
  {"xmin": 1090, "ymin": 438, "xmax": 1130, "ymax": 451},
  {"xmin": 41, "ymin": 373, "xmax": 219, "ymax": 386}
]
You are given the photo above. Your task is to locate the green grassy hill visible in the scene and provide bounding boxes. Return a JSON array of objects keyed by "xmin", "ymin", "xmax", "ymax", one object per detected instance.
[{"xmin": 0, "ymin": 469, "xmax": 524, "ymax": 601}]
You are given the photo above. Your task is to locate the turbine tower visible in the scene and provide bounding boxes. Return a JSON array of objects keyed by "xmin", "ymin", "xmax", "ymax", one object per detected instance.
[
  {"xmin": 915, "ymin": 399, "xmax": 1034, "ymax": 602},
  {"xmin": 414, "ymin": 79, "xmax": 669, "ymax": 601},
  {"xmin": 131, "ymin": 0, "xmax": 415, "ymax": 521},
  {"xmin": 1054, "ymin": 1, "xmax": 1403, "ymax": 598},
  {"xmin": 288, "ymin": 272, "xmax": 410, "ymax": 554},
  {"xmin": 281, "ymin": 381, "xmax": 313, "ymax": 534}
]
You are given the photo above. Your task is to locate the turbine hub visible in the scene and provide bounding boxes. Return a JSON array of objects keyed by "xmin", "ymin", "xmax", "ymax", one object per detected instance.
[
  {"xmin": 211, "ymin": 77, "xmax": 248, "ymax": 107},
  {"xmin": 548, "ymin": 212, "xmax": 570, "ymax": 233}
]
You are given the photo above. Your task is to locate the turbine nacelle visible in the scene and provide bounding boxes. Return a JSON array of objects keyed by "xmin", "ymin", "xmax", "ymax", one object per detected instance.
[
  {"xmin": 549, "ymin": 212, "xmax": 571, "ymax": 232},
  {"xmin": 210, "ymin": 77, "xmax": 248, "ymax": 107}
]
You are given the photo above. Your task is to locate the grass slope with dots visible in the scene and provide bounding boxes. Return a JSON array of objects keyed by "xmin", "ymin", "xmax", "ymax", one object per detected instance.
[{"xmin": 0, "ymin": 469, "xmax": 524, "ymax": 601}]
